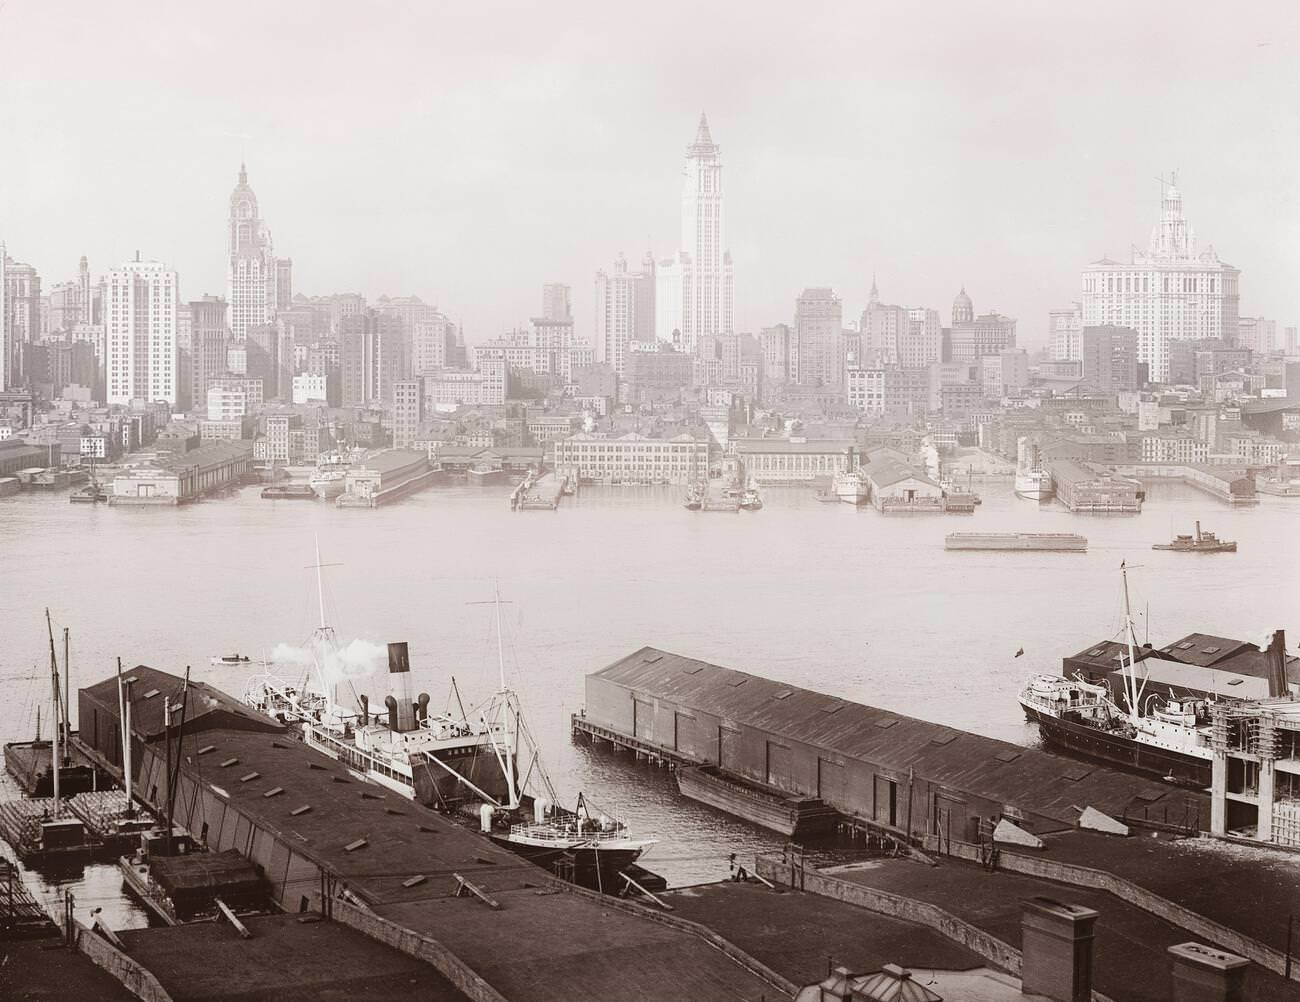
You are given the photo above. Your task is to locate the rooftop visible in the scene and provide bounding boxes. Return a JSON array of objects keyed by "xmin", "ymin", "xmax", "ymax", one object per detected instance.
[{"xmin": 591, "ymin": 647, "xmax": 1195, "ymax": 829}]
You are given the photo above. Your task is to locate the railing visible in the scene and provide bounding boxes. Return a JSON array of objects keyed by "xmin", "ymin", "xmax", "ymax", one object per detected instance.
[{"xmin": 507, "ymin": 821, "xmax": 633, "ymax": 844}]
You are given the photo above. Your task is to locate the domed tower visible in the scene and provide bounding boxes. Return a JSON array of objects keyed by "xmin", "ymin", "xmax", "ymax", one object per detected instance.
[{"xmin": 952, "ymin": 287, "xmax": 973, "ymax": 326}]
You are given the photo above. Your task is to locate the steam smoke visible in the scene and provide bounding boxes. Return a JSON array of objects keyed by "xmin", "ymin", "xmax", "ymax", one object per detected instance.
[{"xmin": 270, "ymin": 638, "xmax": 387, "ymax": 691}]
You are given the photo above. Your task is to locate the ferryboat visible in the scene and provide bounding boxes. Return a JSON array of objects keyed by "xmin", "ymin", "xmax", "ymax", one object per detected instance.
[
  {"xmin": 1016, "ymin": 565, "xmax": 1220, "ymax": 787},
  {"xmin": 1014, "ymin": 438, "xmax": 1053, "ymax": 501},
  {"xmin": 309, "ymin": 452, "xmax": 354, "ymax": 500},
  {"xmin": 833, "ymin": 469, "xmax": 869, "ymax": 505},
  {"xmin": 1152, "ymin": 521, "xmax": 1236, "ymax": 554}
]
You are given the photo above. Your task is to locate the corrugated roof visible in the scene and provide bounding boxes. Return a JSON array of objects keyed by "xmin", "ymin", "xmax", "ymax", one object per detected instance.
[
  {"xmin": 591, "ymin": 648, "xmax": 1190, "ymax": 827},
  {"xmin": 82, "ymin": 666, "xmax": 282, "ymax": 742}
]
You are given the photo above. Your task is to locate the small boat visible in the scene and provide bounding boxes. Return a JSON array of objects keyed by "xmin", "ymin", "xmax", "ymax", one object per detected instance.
[
  {"xmin": 69, "ymin": 485, "xmax": 108, "ymax": 504},
  {"xmin": 813, "ymin": 488, "xmax": 839, "ymax": 503},
  {"xmin": 1152, "ymin": 521, "xmax": 1236, "ymax": 553},
  {"xmin": 739, "ymin": 488, "xmax": 762, "ymax": 511},
  {"xmin": 210, "ymin": 653, "xmax": 252, "ymax": 666},
  {"xmin": 119, "ymin": 832, "xmax": 267, "ymax": 925},
  {"xmin": 683, "ymin": 483, "xmax": 704, "ymax": 510}
]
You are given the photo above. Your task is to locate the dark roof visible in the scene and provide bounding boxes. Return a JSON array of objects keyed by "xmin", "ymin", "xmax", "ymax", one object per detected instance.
[
  {"xmin": 1158, "ymin": 633, "xmax": 1300, "ymax": 683},
  {"xmin": 1063, "ymin": 639, "xmax": 1156, "ymax": 671},
  {"xmin": 81, "ymin": 666, "xmax": 283, "ymax": 742},
  {"xmin": 590, "ymin": 648, "xmax": 1188, "ymax": 827}
]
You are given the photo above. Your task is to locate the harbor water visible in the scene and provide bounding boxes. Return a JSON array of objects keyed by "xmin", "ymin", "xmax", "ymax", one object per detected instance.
[{"xmin": 1, "ymin": 478, "xmax": 1297, "ymax": 926}]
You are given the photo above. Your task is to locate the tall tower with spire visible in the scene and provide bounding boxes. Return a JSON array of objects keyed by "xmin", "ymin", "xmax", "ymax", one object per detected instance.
[
  {"xmin": 655, "ymin": 113, "xmax": 734, "ymax": 352},
  {"xmin": 226, "ymin": 163, "xmax": 283, "ymax": 340}
]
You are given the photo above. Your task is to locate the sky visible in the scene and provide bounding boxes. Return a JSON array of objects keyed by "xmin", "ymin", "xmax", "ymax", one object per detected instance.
[{"xmin": 1, "ymin": 0, "xmax": 1298, "ymax": 350}]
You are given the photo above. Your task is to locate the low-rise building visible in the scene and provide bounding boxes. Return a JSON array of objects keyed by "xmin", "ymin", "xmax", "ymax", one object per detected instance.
[
  {"xmin": 846, "ymin": 368, "xmax": 885, "ymax": 415},
  {"xmin": 733, "ymin": 438, "xmax": 854, "ymax": 484},
  {"xmin": 1139, "ymin": 432, "xmax": 1208, "ymax": 464},
  {"xmin": 1048, "ymin": 459, "xmax": 1143, "ymax": 512},
  {"xmin": 862, "ymin": 448, "xmax": 944, "ymax": 512},
  {"xmin": 109, "ymin": 441, "xmax": 253, "ymax": 504},
  {"xmin": 554, "ymin": 432, "xmax": 708, "ymax": 485},
  {"xmin": 526, "ymin": 413, "xmax": 581, "ymax": 445}
]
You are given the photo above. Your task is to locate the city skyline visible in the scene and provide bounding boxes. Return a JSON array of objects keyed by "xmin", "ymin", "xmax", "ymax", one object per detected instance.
[{"xmin": 1, "ymin": 1, "xmax": 1296, "ymax": 348}]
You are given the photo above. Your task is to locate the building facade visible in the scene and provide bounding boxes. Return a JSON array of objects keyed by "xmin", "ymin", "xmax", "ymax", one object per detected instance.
[
  {"xmin": 392, "ymin": 378, "xmax": 423, "ymax": 448},
  {"xmin": 105, "ymin": 258, "xmax": 179, "ymax": 405},
  {"xmin": 656, "ymin": 115, "xmax": 734, "ymax": 352},
  {"xmin": 226, "ymin": 164, "xmax": 286, "ymax": 340},
  {"xmin": 1080, "ymin": 325, "xmax": 1139, "ymax": 394},
  {"xmin": 1050, "ymin": 303, "xmax": 1083, "ymax": 362},
  {"xmin": 553, "ymin": 432, "xmax": 709, "ymax": 485},
  {"xmin": 792, "ymin": 288, "xmax": 843, "ymax": 388},
  {"xmin": 595, "ymin": 253, "xmax": 655, "ymax": 376},
  {"xmin": 949, "ymin": 311, "xmax": 1017, "ymax": 362},
  {"xmin": 1081, "ymin": 180, "xmax": 1240, "ymax": 382}
]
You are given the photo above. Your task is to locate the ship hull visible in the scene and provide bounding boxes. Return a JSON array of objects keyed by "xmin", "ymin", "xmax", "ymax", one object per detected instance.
[
  {"xmin": 486, "ymin": 834, "xmax": 644, "ymax": 889},
  {"xmin": 309, "ymin": 477, "xmax": 347, "ymax": 500},
  {"xmin": 1022, "ymin": 704, "xmax": 1211, "ymax": 788},
  {"xmin": 1014, "ymin": 473, "xmax": 1053, "ymax": 501}
]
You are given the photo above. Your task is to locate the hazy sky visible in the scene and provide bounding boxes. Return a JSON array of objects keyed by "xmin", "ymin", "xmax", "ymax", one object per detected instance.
[{"xmin": 1, "ymin": 1, "xmax": 1297, "ymax": 349}]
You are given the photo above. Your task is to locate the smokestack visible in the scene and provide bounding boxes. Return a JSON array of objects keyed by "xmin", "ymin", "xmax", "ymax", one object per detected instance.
[
  {"xmin": 1265, "ymin": 630, "xmax": 1288, "ymax": 698},
  {"xmin": 359, "ymin": 694, "xmax": 369, "ymax": 727},
  {"xmin": 384, "ymin": 695, "xmax": 398, "ymax": 732},
  {"xmin": 417, "ymin": 692, "xmax": 429, "ymax": 722},
  {"xmin": 1020, "ymin": 897, "xmax": 1098, "ymax": 1002},
  {"xmin": 1167, "ymin": 943, "xmax": 1248, "ymax": 1002},
  {"xmin": 387, "ymin": 642, "xmax": 415, "ymax": 732}
]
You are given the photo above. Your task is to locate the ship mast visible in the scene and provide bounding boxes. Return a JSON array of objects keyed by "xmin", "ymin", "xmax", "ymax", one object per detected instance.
[
  {"xmin": 1120, "ymin": 562, "xmax": 1147, "ymax": 718},
  {"xmin": 45, "ymin": 610, "xmax": 61, "ymax": 814},
  {"xmin": 493, "ymin": 583, "xmax": 518, "ymax": 810}
]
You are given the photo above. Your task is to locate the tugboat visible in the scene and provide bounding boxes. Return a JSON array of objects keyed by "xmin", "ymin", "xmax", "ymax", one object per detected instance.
[
  {"xmin": 1152, "ymin": 521, "xmax": 1236, "ymax": 553},
  {"xmin": 683, "ymin": 482, "xmax": 704, "ymax": 510},
  {"xmin": 739, "ymin": 487, "xmax": 763, "ymax": 511},
  {"xmin": 210, "ymin": 653, "xmax": 253, "ymax": 666}
]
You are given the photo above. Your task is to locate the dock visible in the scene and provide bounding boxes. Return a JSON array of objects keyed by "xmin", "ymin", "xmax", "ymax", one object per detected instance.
[
  {"xmin": 1113, "ymin": 463, "xmax": 1261, "ymax": 506},
  {"xmin": 260, "ymin": 483, "xmax": 316, "ymax": 500},
  {"xmin": 701, "ymin": 479, "xmax": 740, "ymax": 512},
  {"xmin": 336, "ymin": 449, "xmax": 443, "ymax": 508},
  {"xmin": 512, "ymin": 471, "xmax": 564, "ymax": 510},
  {"xmin": 61, "ymin": 665, "xmax": 803, "ymax": 1002},
  {"xmin": 0, "ymin": 860, "xmax": 57, "ymax": 938},
  {"xmin": 573, "ymin": 647, "xmax": 1203, "ymax": 845}
]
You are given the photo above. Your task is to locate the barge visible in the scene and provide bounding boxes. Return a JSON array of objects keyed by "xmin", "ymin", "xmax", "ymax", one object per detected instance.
[
  {"xmin": 676, "ymin": 765, "xmax": 837, "ymax": 836},
  {"xmin": 945, "ymin": 532, "xmax": 1087, "ymax": 552}
]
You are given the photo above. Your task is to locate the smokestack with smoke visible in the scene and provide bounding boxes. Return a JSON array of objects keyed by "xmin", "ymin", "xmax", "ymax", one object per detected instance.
[{"xmin": 387, "ymin": 642, "xmax": 416, "ymax": 733}]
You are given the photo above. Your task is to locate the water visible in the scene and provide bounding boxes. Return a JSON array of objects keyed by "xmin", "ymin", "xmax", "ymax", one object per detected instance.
[{"xmin": 1, "ymin": 478, "xmax": 1297, "ymax": 923}]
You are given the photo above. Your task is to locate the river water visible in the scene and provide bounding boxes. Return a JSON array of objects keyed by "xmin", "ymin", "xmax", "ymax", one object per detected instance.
[{"xmin": 1, "ymin": 475, "xmax": 1297, "ymax": 926}]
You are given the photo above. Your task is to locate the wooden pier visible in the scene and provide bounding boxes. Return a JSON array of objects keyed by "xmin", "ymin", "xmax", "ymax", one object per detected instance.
[
  {"xmin": 0, "ymin": 860, "xmax": 56, "ymax": 938},
  {"xmin": 511, "ymin": 471, "xmax": 566, "ymax": 510}
]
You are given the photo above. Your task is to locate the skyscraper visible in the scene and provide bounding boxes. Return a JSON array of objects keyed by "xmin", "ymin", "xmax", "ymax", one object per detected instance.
[
  {"xmin": 542, "ymin": 283, "xmax": 572, "ymax": 322},
  {"xmin": 1081, "ymin": 178, "xmax": 1240, "ymax": 382},
  {"xmin": 656, "ymin": 114, "xmax": 734, "ymax": 352},
  {"xmin": 0, "ymin": 243, "xmax": 8, "ymax": 390},
  {"xmin": 594, "ymin": 253, "xmax": 656, "ymax": 376},
  {"xmin": 105, "ymin": 258, "xmax": 179, "ymax": 405},
  {"xmin": 1080, "ymin": 325, "xmax": 1139, "ymax": 393},
  {"xmin": 793, "ymin": 288, "xmax": 844, "ymax": 388},
  {"xmin": 227, "ymin": 164, "xmax": 287, "ymax": 340}
]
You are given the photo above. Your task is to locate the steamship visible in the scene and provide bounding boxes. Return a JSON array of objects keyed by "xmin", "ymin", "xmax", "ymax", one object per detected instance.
[{"xmin": 1017, "ymin": 568, "xmax": 1292, "ymax": 789}]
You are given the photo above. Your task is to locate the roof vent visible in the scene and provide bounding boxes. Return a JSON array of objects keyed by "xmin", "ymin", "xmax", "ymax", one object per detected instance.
[
  {"xmin": 290, "ymin": 805, "xmax": 312, "ymax": 816},
  {"xmin": 1177, "ymin": 642, "xmax": 1195, "ymax": 650},
  {"xmin": 822, "ymin": 701, "xmax": 845, "ymax": 714},
  {"xmin": 930, "ymin": 732, "xmax": 958, "ymax": 746},
  {"xmin": 263, "ymin": 786, "xmax": 284, "ymax": 798},
  {"xmin": 240, "ymin": 772, "xmax": 260, "ymax": 782},
  {"xmin": 681, "ymin": 665, "xmax": 704, "ymax": 675},
  {"xmin": 344, "ymin": 838, "xmax": 368, "ymax": 852},
  {"xmin": 197, "ymin": 745, "xmax": 215, "ymax": 756},
  {"xmin": 875, "ymin": 717, "xmax": 898, "ymax": 729},
  {"xmin": 1202, "ymin": 646, "xmax": 1220, "ymax": 654},
  {"xmin": 773, "ymin": 690, "xmax": 793, "ymax": 700},
  {"xmin": 1087, "ymin": 649, "xmax": 1105, "ymax": 657},
  {"xmin": 220, "ymin": 758, "xmax": 239, "ymax": 768},
  {"xmin": 642, "ymin": 654, "xmax": 663, "ymax": 664},
  {"xmin": 995, "ymin": 749, "xmax": 1021, "ymax": 763},
  {"xmin": 727, "ymin": 677, "xmax": 747, "ymax": 688},
  {"xmin": 143, "ymin": 689, "xmax": 161, "ymax": 699}
]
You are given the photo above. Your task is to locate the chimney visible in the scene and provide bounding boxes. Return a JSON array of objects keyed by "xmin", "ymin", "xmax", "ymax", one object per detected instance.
[
  {"xmin": 1265, "ymin": 630, "xmax": 1288, "ymax": 698},
  {"xmin": 1167, "ymin": 943, "xmax": 1248, "ymax": 1002},
  {"xmin": 386, "ymin": 642, "xmax": 415, "ymax": 733},
  {"xmin": 358, "ymin": 694, "xmax": 369, "ymax": 727},
  {"xmin": 1020, "ymin": 897, "xmax": 1098, "ymax": 1002}
]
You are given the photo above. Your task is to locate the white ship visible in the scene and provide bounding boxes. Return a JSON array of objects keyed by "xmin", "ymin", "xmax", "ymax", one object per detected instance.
[
  {"xmin": 833, "ymin": 469, "xmax": 869, "ymax": 505},
  {"xmin": 309, "ymin": 452, "xmax": 353, "ymax": 500},
  {"xmin": 1014, "ymin": 438, "xmax": 1053, "ymax": 501},
  {"xmin": 1016, "ymin": 565, "xmax": 1221, "ymax": 787}
]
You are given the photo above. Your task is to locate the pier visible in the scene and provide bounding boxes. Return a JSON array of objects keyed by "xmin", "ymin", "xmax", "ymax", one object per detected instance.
[
  {"xmin": 336, "ymin": 449, "xmax": 444, "ymax": 508},
  {"xmin": 1113, "ymin": 463, "xmax": 1260, "ymax": 506},
  {"xmin": 61, "ymin": 665, "xmax": 800, "ymax": 1002},
  {"xmin": 511, "ymin": 471, "xmax": 564, "ymax": 510}
]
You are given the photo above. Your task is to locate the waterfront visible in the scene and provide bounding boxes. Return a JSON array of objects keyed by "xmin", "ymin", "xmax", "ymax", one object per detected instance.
[{"xmin": 1, "ymin": 479, "xmax": 1297, "ymax": 923}]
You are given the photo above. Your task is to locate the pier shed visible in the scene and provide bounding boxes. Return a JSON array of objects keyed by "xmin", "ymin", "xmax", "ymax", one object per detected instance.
[{"xmin": 582, "ymin": 648, "xmax": 1194, "ymax": 842}]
